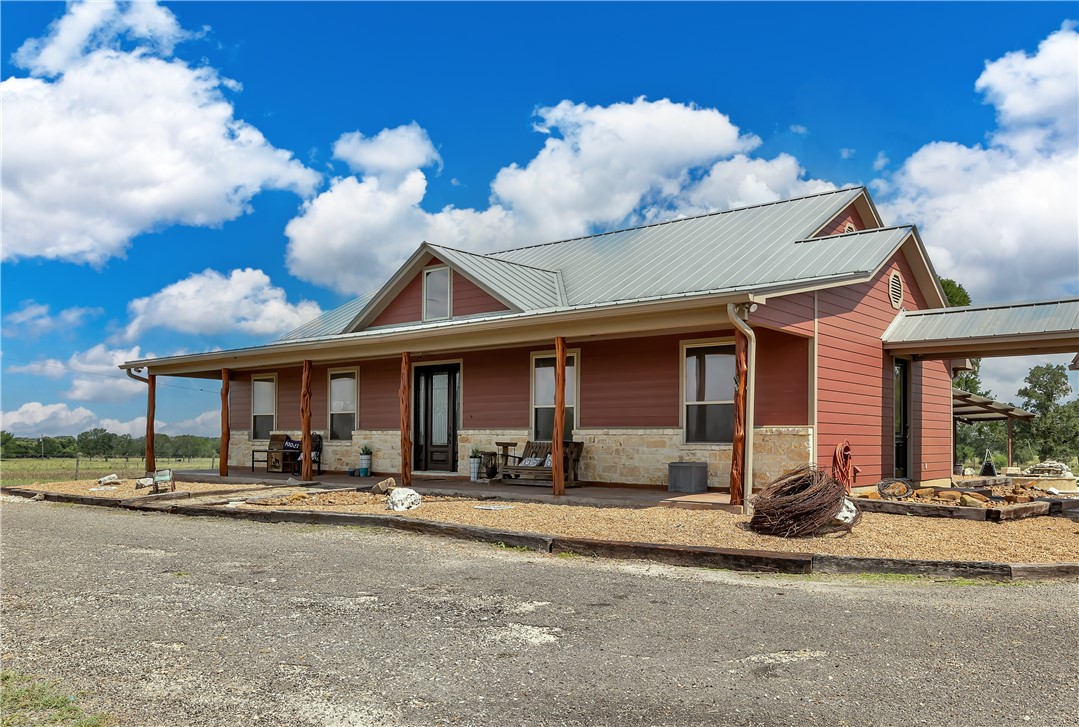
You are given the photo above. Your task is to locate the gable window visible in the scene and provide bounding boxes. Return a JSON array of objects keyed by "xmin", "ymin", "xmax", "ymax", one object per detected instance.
[
  {"xmin": 328, "ymin": 369, "xmax": 357, "ymax": 440},
  {"xmin": 423, "ymin": 267, "xmax": 451, "ymax": 321},
  {"xmin": 532, "ymin": 352, "xmax": 577, "ymax": 441},
  {"xmin": 251, "ymin": 375, "xmax": 276, "ymax": 440},
  {"xmin": 683, "ymin": 343, "xmax": 736, "ymax": 443}
]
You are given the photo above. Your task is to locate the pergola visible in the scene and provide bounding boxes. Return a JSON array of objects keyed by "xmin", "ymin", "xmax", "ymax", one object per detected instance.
[{"xmin": 952, "ymin": 388, "xmax": 1036, "ymax": 467}]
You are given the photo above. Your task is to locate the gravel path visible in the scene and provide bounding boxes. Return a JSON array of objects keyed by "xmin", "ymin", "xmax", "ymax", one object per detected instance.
[
  {"xmin": 246, "ymin": 490, "xmax": 1079, "ymax": 563},
  {"xmin": 20, "ymin": 478, "xmax": 265, "ymax": 498},
  {"xmin": 2, "ymin": 500, "xmax": 1077, "ymax": 727}
]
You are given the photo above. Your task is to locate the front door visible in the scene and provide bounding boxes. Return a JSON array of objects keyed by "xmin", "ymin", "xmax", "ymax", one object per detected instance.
[
  {"xmin": 414, "ymin": 364, "xmax": 459, "ymax": 472},
  {"xmin": 893, "ymin": 359, "xmax": 910, "ymax": 478}
]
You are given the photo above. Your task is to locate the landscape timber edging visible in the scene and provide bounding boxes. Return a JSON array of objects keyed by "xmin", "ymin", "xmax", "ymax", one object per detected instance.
[{"xmin": 3, "ymin": 486, "xmax": 1077, "ymax": 581}]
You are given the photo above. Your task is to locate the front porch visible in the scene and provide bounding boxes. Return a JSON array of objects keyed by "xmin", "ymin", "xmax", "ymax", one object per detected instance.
[{"xmin": 173, "ymin": 468, "xmax": 743, "ymax": 512}]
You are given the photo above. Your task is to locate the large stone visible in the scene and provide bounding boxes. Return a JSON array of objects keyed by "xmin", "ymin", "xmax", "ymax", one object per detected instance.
[
  {"xmin": 937, "ymin": 490, "xmax": 962, "ymax": 502},
  {"xmin": 913, "ymin": 487, "xmax": 936, "ymax": 498},
  {"xmin": 964, "ymin": 491, "xmax": 990, "ymax": 502},
  {"xmin": 960, "ymin": 494, "xmax": 985, "ymax": 508}
]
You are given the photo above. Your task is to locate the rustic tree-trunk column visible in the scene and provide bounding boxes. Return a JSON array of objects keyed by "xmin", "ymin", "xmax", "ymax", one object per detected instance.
[
  {"xmin": 552, "ymin": 337, "xmax": 567, "ymax": 497},
  {"xmin": 730, "ymin": 329, "xmax": 748, "ymax": 506},
  {"xmin": 146, "ymin": 374, "xmax": 157, "ymax": 472},
  {"xmin": 301, "ymin": 360, "xmax": 313, "ymax": 481},
  {"xmin": 219, "ymin": 368, "xmax": 230, "ymax": 476},
  {"xmin": 400, "ymin": 352, "xmax": 412, "ymax": 488}
]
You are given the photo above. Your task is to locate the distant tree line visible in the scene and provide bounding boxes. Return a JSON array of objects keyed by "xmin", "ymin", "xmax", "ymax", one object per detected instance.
[{"xmin": 0, "ymin": 428, "xmax": 220, "ymax": 460}]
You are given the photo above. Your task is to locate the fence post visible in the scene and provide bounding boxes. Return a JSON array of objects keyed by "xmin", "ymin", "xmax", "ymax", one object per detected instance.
[{"xmin": 75, "ymin": 453, "xmax": 80, "ymax": 480}]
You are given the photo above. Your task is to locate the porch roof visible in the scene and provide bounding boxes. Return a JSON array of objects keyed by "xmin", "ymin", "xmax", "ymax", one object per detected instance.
[{"xmin": 883, "ymin": 298, "xmax": 1079, "ymax": 359}]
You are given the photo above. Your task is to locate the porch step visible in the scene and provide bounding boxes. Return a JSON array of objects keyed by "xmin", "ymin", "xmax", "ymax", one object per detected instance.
[{"xmin": 659, "ymin": 491, "xmax": 742, "ymax": 513}]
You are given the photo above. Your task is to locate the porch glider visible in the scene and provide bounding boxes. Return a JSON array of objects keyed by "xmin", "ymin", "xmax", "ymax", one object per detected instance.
[{"xmin": 883, "ymin": 298, "xmax": 1079, "ymax": 360}]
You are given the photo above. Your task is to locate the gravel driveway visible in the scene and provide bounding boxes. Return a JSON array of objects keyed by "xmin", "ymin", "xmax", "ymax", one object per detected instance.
[{"xmin": 2, "ymin": 499, "xmax": 1076, "ymax": 726}]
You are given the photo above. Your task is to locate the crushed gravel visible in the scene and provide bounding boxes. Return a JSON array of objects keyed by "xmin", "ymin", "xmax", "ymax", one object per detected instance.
[
  {"xmin": 247, "ymin": 489, "xmax": 1079, "ymax": 563},
  {"xmin": 13, "ymin": 479, "xmax": 265, "ymax": 499}
]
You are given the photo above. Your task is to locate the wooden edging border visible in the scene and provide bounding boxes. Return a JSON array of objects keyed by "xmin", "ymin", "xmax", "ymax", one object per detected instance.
[{"xmin": 3, "ymin": 486, "xmax": 1076, "ymax": 582}]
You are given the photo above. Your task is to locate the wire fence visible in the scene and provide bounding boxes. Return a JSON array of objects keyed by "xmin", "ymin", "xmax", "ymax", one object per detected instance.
[{"xmin": 0, "ymin": 456, "xmax": 217, "ymax": 485}]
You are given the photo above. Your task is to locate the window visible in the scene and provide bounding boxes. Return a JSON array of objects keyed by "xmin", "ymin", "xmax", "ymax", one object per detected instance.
[
  {"xmin": 683, "ymin": 344, "xmax": 736, "ymax": 443},
  {"xmin": 328, "ymin": 369, "xmax": 357, "ymax": 440},
  {"xmin": 423, "ymin": 267, "xmax": 451, "ymax": 320},
  {"xmin": 251, "ymin": 376, "xmax": 276, "ymax": 440},
  {"xmin": 532, "ymin": 353, "xmax": 576, "ymax": 441}
]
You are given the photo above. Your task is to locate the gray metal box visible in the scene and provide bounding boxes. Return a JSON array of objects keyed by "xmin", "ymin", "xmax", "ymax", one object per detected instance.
[{"xmin": 668, "ymin": 462, "xmax": 708, "ymax": 493}]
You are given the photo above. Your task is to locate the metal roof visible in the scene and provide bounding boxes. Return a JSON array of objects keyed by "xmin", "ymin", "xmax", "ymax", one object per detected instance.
[
  {"xmin": 428, "ymin": 244, "xmax": 565, "ymax": 310},
  {"xmin": 884, "ymin": 299, "xmax": 1079, "ymax": 344},
  {"xmin": 952, "ymin": 388, "xmax": 1036, "ymax": 423},
  {"xmin": 488, "ymin": 187, "xmax": 866, "ymax": 306},
  {"xmin": 277, "ymin": 292, "xmax": 375, "ymax": 341}
]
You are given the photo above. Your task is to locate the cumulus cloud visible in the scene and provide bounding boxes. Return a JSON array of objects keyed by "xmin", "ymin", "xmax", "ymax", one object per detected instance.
[
  {"xmin": 1, "ymin": 0, "xmax": 318, "ymax": 266},
  {"xmin": 1, "ymin": 401, "xmax": 96, "ymax": 435},
  {"xmin": 161, "ymin": 409, "xmax": 220, "ymax": 437},
  {"xmin": 789, "ymin": 124, "xmax": 808, "ymax": 135},
  {"xmin": 872, "ymin": 151, "xmax": 889, "ymax": 171},
  {"xmin": 8, "ymin": 344, "xmax": 148, "ymax": 402},
  {"xmin": 878, "ymin": 23, "xmax": 1079, "ymax": 303},
  {"xmin": 122, "ymin": 268, "xmax": 323, "ymax": 341},
  {"xmin": 839, "ymin": 148, "xmax": 856, "ymax": 160},
  {"xmin": 332, "ymin": 123, "xmax": 441, "ymax": 182},
  {"xmin": 2, "ymin": 300, "xmax": 103, "ymax": 338},
  {"xmin": 286, "ymin": 97, "xmax": 831, "ymax": 294}
]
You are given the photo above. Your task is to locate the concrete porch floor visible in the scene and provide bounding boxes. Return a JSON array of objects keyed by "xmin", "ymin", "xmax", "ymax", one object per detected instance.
[{"xmin": 175, "ymin": 469, "xmax": 740, "ymax": 511}]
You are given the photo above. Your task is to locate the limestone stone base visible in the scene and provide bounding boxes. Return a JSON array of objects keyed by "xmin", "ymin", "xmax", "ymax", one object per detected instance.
[{"xmin": 457, "ymin": 429, "xmax": 530, "ymax": 476}]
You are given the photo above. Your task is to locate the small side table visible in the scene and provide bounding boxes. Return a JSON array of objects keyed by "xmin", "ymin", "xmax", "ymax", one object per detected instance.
[{"xmin": 494, "ymin": 441, "xmax": 518, "ymax": 476}]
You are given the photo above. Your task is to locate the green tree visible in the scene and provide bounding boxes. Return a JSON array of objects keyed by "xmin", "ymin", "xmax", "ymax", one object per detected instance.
[{"xmin": 1015, "ymin": 364, "xmax": 1079, "ymax": 462}]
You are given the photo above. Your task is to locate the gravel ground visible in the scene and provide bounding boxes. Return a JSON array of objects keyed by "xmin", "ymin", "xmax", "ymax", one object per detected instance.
[
  {"xmin": 245, "ymin": 490, "xmax": 1079, "ymax": 563},
  {"xmin": 2, "ymin": 499, "xmax": 1077, "ymax": 727}
]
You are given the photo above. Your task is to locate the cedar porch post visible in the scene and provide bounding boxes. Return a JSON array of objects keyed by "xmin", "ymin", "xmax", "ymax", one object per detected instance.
[
  {"xmin": 300, "ymin": 360, "xmax": 313, "ymax": 481},
  {"xmin": 552, "ymin": 336, "xmax": 567, "ymax": 497},
  {"xmin": 146, "ymin": 374, "xmax": 157, "ymax": 472},
  {"xmin": 1007, "ymin": 418, "xmax": 1014, "ymax": 468},
  {"xmin": 219, "ymin": 368, "xmax": 230, "ymax": 476},
  {"xmin": 400, "ymin": 352, "xmax": 412, "ymax": 488},
  {"xmin": 729, "ymin": 328, "xmax": 748, "ymax": 506}
]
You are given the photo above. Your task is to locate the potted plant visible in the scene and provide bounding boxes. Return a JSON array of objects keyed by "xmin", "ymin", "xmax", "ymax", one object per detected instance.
[
  {"xmin": 469, "ymin": 447, "xmax": 483, "ymax": 481},
  {"xmin": 358, "ymin": 444, "xmax": 373, "ymax": 477}
]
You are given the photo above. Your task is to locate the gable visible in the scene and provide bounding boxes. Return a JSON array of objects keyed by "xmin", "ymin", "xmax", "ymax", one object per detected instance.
[
  {"xmin": 815, "ymin": 202, "xmax": 870, "ymax": 237},
  {"xmin": 367, "ymin": 258, "xmax": 509, "ymax": 329}
]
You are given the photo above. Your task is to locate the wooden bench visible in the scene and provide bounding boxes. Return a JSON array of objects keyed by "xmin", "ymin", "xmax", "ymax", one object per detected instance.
[
  {"xmin": 499, "ymin": 441, "xmax": 584, "ymax": 487},
  {"xmin": 287, "ymin": 433, "xmax": 323, "ymax": 477}
]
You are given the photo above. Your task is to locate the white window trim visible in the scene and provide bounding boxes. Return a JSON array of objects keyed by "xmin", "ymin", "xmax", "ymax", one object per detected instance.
[
  {"xmin": 422, "ymin": 266, "xmax": 452, "ymax": 321},
  {"xmin": 680, "ymin": 338, "xmax": 736, "ymax": 446},
  {"xmin": 529, "ymin": 348, "xmax": 581, "ymax": 440},
  {"xmin": 251, "ymin": 373, "xmax": 277, "ymax": 441},
  {"xmin": 327, "ymin": 367, "xmax": 359, "ymax": 439}
]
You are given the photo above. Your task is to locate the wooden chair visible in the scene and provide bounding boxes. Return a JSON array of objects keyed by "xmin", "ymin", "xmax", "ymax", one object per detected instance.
[{"xmin": 499, "ymin": 441, "xmax": 584, "ymax": 486}]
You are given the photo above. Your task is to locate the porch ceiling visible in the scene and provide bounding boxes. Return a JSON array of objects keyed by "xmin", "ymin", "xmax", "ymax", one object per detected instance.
[{"xmin": 952, "ymin": 388, "xmax": 1035, "ymax": 424}]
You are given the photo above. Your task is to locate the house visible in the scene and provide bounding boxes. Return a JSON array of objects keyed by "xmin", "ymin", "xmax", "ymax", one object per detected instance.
[{"xmin": 119, "ymin": 186, "xmax": 1079, "ymax": 500}]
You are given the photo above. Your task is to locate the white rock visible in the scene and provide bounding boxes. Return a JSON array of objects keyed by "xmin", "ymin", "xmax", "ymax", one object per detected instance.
[
  {"xmin": 98, "ymin": 474, "xmax": 120, "ymax": 485},
  {"xmin": 386, "ymin": 487, "xmax": 422, "ymax": 511}
]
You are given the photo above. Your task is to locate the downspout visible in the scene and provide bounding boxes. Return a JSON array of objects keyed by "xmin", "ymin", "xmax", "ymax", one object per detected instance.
[{"xmin": 727, "ymin": 303, "xmax": 757, "ymax": 516}]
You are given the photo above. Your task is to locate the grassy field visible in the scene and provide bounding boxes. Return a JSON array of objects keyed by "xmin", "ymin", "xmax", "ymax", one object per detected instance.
[
  {"xmin": 0, "ymin": 457, "xmax": 217, "ymax": 486},
  {"xmin": 0, "ymin": 670, "xmax": 114, "ymax": 726}
]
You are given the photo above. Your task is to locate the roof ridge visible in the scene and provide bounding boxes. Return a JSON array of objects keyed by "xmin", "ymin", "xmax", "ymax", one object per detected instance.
[
  {"xmin": 902, "ymin": 297, "xmax": 1079, "ymax": 316},
  {"xmin": 794, "ymin": 224, "xmax": 913, "ymax": 244},
  {"xmin": 488, "ymin": 186, "xmax": 865, "ymax": 256},
  {"xmin": 429, "ymin": 242, "xmax": 560, "ymax": 274}
]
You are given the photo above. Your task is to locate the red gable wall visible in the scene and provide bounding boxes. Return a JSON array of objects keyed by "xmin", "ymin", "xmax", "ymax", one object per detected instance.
[
  {"xmin": 368, "ymin": 259, "xmax": 508, "ymax": 328},
  {"xmin": 815, "ymin": 203, "xmax": 868, "ymax": 237}
]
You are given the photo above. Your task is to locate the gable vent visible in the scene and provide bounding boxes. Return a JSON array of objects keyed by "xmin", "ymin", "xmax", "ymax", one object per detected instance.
[
  {"xmin": 888, "ymin": 271, "xmax": 904, "ymax": 309},
  {"xmin": 843, "ymin": 222, "xmax": 856, "ymax": 233}
]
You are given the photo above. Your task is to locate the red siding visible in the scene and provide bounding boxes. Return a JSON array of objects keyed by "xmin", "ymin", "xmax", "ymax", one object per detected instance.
[
  {"xmin": 276, "ymin": 367, "xmax": 302, "ymax": 430},
  {"xmin": 453, "ymin": 273, "xmax": 510, "ymax": 316},
  {"xmin": 814, "ymin": 249, "xmax": 952, "ymax": 483},
  {"xmin": 461, "ymin": 347, "xmax": 532, "ymax": 428},
  {"xmin": 749, "ymin": 292, "xmax": 815, "ymax": 336},
  {"xmin": 229, "ymin": 373, "xmax": 250, "ymax": 432},
  {"xmin": 370, "ymin": 273, "xmax": 423, "ymax": 327},
  {"xmin": 815, "ymin": 203, "xmax": 868, "ymax": 237},
  {"xmin": 755, "ymin": 328, "xmax": 810, "ymax": 426},
  {"xmin": 578, "ymin": 335, "xmax": 686, "ymax": 427},
  {"xmin": 359, "ymin": 358, "xmax": 400, "ymax": 429}
]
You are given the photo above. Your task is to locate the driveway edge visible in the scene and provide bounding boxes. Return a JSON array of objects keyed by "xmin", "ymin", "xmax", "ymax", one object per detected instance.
[{"xmin": 3, "ymin": 486, "xmax": 1076, "ymax": 581}]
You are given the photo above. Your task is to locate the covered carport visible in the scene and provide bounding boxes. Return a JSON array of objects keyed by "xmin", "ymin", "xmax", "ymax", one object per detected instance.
[{"xmin": 883, "ymin": 298, "xmax": 1079, "ymax": 471}]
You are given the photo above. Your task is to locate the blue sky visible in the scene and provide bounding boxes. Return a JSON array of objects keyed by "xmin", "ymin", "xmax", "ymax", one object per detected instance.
[{"xmin": 2, "ymin": 1, "xmax": 1077, "ymax": 437}]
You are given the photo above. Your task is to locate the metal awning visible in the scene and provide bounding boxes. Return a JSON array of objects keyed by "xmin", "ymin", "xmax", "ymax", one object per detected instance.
[
  {"xmin": 883, "ymin": 298, "xmax": 1079, "ymax": 360},
  {"xmin": 952, "ymin": 388, "xmax": 1035, "ymax": 424}
]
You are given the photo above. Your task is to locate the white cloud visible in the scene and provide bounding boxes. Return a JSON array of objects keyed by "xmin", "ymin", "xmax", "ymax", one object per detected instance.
[
  {"xmin": 839, "ymin": 148, "xmax": 856, "ymax": 159},
  {"xmin": 1, "ymin": 401, "xmax": 96, "ymax": 436},
  {"xmin": 162, "ymin": 409, "xmax": 220, "ymax": 437},
  {"xmin": 122, "ymin": 268, "xmax": 323, "ymax": 340},
  {"xmin": 286, "ymin": 97, "xmax": 830, "ymax": 294},
  {"xmin": 789, "ymin": 124, "xmax": 808, "ymax": 135},
  {"xmin": 6, "ymin": 358, "xmax": 68, "ymax": 379},
  {"xmin": 2, "ymin": 299, "xmax": 102, "ymax": 338},
  {"xmin": 1, "ymin": 0, "xmax": 318, "ymax": 266},
  {"xmin": 878, "ymin": 23, "xmax": 1079, "ymax": 304},
  {"xmin": 7, "ymin": 344, "xmax": 148, "ymax": 402},
  {"xmin": 96, "ymin": 415, "xmax": 151, "ymax": 437},
  {"xmin": 332, "ymin": 123, "xmax": 441, "ymax": 182},
  {"xmin": 872, "ymin": 151, "xmax": 889, "ymax": 171},
  {"xmin": 979, "ymin": 353, "xmax": 1078, "ymax": 405}
]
